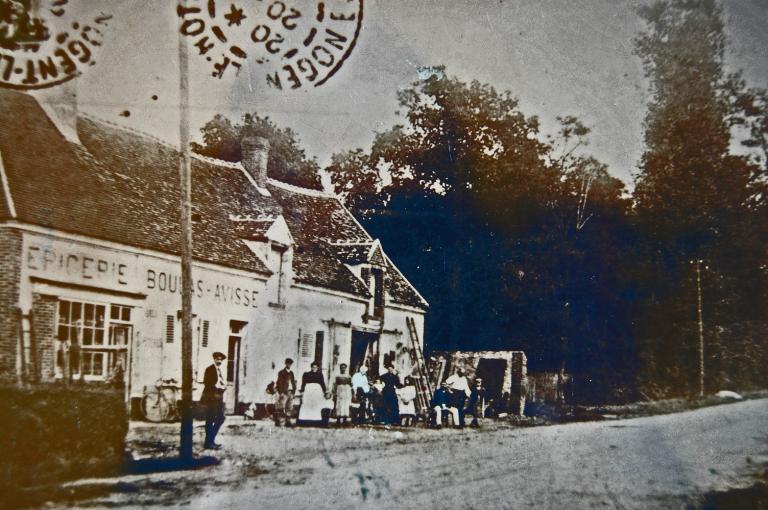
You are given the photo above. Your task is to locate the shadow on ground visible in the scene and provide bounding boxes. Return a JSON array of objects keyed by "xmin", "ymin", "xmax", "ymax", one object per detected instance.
[
  {"xmin": 695, "ymin": 471, "xmax": 768, "ymax": 510},
  {"xmin": 7, "ymin": 456, "xmax": 220, "ymax": 509}
]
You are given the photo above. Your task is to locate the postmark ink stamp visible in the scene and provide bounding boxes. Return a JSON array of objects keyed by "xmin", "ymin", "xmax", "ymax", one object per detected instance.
[
  {"xmin": 177, "ymin": 0, "xmax": 363, "ymax": 89},
  {"xmin": 0, "ymin": 0, "xmax": 112, "ymax": 89}
]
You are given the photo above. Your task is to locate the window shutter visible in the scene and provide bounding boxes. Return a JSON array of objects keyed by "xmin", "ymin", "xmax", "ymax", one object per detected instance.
[
  {"xmin": 165, "ymin": 316, "xmax": 175, "ymax": 343},
  {"xmin": 300, "ymin": 332, "xmax": 313, "ymax": 359},
  {"xmin": 202, "ymin": 320, "xmax": 209, "ymax": 347}
]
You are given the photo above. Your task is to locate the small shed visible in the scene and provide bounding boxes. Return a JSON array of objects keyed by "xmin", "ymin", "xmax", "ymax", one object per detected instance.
[{"xmin": 427, "ymin": 350, "xmax": 527, "ymax": 416}]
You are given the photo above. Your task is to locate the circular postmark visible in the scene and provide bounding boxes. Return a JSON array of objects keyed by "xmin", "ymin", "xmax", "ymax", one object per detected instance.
[
  {"xmin": 177, "ymin": 0, "xmax": 363, "ymax": 90},
  {"xmin": 0, "ymin": 0, "xmax": 112, "ymax": 90}
]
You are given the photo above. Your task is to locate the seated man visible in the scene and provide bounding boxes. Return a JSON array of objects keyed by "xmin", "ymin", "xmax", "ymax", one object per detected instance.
[
  {"xmin": 351, "ymin": 365, "xmax": 371, "ymax": 424},
  {"xmin": 431, "ymin": 382, "xmax": 459, "ymax": 428},
  {"xmin": 446, "ymin": 368, "xmax": 471, "ymax": 427}
]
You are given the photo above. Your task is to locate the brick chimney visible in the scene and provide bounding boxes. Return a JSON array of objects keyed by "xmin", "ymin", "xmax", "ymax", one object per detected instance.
[{"xmin": 241, "ymin": 136, "xmax": 270, "ymax": 188}]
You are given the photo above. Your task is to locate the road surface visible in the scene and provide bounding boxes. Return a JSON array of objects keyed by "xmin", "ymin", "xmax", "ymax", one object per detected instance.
[{"xmin": 69, "ymin": 398, "xmax": 768, "ymax": 509}]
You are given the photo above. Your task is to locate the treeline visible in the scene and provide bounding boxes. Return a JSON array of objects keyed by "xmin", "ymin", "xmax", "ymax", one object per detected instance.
[
  {"xmin": 194, "ymin": 1, "xmax": 767, "ymax": 403},
  {"xmin": 323, "ymin": 0, "xmax": 768, "ymax": 403}
]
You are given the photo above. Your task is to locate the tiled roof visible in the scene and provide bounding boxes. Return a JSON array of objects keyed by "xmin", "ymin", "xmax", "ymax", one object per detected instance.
[
  {"xmin": 330, "ymin": 243, "xmax": 372, "ymax": 265},
  {"xmin": 325, "ymin": 241, "xmax": 428, "ymax": 309},
  {"xmin": 266, "ymin": 182, "xmax": 372, "ymax": 297},
  {"xmin": 0, "ymin": 89, "xmax": 274, "ymax": 274},
  {"xmin": 0, "ymin": 89, "xmax": 427, "ymax": 310},
  {"xmin": 231, "ymin": 219, "xmax": 276, "ymax": 241}
]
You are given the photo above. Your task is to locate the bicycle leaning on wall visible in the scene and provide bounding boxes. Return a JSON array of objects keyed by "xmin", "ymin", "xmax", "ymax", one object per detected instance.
[{"xmin": 141, "ymin": 378, "xmax": 181, "ymax": 422}]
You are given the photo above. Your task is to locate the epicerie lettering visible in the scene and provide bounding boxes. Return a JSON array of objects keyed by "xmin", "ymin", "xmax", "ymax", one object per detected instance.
[{"xmin": 25, "ymin": 244, "xmax": 128, "ymax": 285}]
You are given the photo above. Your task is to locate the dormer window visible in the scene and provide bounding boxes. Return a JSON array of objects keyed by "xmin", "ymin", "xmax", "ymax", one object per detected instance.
[
  {"xmin": 371, "ymin": 267, "xmax": 384, "ymax": 318},
  {"xmin": 270, "ymin": 243, "xmax": 288, "ymax": 307},
  {"xmin": 361, "ymin": 266, "xmax": 385, "ymax": 319}
]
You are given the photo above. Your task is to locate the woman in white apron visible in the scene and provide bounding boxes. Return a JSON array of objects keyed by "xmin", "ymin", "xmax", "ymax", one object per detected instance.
[{"xmin": 298, "ymin": 361, "xmax": 328, "ymax": 424}]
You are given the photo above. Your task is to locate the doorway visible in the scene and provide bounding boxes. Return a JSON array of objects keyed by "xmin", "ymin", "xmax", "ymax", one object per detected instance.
[
  {"xmin": 226, "ymin": 320, "xmax": 248, "ymax": 413},
  {"xmin": 350, "ymin": 330, "xmax": 378, "ymax": 376},
  {"xmin": 475, "ymin": 358, "xmax": 507, "ymax": 400}
]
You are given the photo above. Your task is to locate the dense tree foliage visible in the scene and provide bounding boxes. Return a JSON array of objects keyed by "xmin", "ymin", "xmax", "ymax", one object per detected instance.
[
  {"xmin": 191, "ymin": 1, "xmax": 768, "ymax": 403},
  {"xmin": 327, "ymin": 70, "xmax": 635, "ymax": 402},
  {"xmin": 192, "ymin": 113, "xmax": 322, "ymax": 190},
  {"xmin": 326, "ymin": 1, "xmax": 767, "ymax": 403},
  {"xmin": 632, "ymin": 0, "xmax": 768, "ymax": 397}
]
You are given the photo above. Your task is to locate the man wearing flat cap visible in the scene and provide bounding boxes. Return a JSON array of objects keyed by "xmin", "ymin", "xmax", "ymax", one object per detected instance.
[{"xmin": 201, "ymin": 351, "xmax": 227, "ymax": 449}]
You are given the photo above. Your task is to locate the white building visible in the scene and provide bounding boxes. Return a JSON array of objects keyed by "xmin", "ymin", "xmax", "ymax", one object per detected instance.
[{"xmin": 0, "ymin": 89, "xmax": 428, "ymax": 415}]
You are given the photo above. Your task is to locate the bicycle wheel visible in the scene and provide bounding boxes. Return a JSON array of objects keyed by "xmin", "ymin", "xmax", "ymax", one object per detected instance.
[
  {"xmin": 160, "ymin": 387, "xmax": 179, "ymax": 421},
  {"xmin": 142, "ymin": 391, "xmax": 170, "ymax": 422}
]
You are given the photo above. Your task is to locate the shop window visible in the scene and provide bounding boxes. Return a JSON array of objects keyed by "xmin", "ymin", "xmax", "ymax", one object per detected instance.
[{"xmin": 55, "ymin": 300, "xmax": 132, "ymax": 381}]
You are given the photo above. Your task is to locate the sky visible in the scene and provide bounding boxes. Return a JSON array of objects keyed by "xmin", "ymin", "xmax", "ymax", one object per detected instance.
[{"xmin": 61, "ymin": 0, "xmax": 768, "ymax": 187}]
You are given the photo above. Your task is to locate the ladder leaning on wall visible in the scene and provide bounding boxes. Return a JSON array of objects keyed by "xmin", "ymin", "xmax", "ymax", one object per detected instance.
[{"xmin": 406, "ymin": 316, "xmax": 433, "ymax": 419}]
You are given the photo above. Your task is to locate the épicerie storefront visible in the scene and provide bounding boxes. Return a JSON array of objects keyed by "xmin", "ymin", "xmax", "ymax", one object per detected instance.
[{"xmin": 0, "ymin": 88, "xmax": 428, "ymax": 416}]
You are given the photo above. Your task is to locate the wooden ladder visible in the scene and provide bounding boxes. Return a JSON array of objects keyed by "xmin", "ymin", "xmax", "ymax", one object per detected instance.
[{"xmin": 406, "ymin": 316, "xmax": 433, "ymax": 418}]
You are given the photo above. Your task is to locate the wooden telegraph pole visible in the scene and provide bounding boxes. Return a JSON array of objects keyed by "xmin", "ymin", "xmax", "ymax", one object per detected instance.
[
  {"xmin": 693, "ymin": 259, "xmax": 705, "ymax": 398},
  {"xmin": 178, "ymin": 1, "xmax": 195, "ymax": 461}
]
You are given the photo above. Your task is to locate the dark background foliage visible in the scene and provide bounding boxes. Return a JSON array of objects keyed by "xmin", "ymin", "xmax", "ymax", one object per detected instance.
[{"xmin": 192, "ymin": 1, "xmax": 768, "ymax": 403}]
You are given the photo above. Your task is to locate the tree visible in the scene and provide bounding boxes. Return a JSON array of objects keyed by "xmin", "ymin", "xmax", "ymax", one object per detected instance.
[
  {"xmin": 328, "ymin": 70, "xmax": 638, "ymax": 402},
  {"xmin": 192, "ymin": 113, "xmax": 322, "ymax": 190},
  {"xmin": 633, "ymin": 0, "xmax": 768, "ymax": 397}
]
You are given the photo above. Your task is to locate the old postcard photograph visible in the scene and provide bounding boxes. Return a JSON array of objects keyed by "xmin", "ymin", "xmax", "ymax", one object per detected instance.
[{"xmin": 1, "ymin": 0, "xmax": 767, "ymax": 508}]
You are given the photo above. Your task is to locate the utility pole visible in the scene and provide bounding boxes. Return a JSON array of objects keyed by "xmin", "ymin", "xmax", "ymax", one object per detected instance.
[
  {"xmin": 178, "ymin": 1, "xmax": 194, "ymax": 461},
  {"xmin": 692, "ymin": 259, "xmax": 705, "ymax": 398}
]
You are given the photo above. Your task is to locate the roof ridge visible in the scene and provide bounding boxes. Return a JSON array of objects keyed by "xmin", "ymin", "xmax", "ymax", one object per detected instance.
[
  {"xmin": 229, "ymin": 214, "xmax": 279, "ymax": 222},
  {"xmin": 327, "ymin": 240, "xmax": 373, "ymax": 246},
  {"xmin": 267, "ymin": 177, "xmax": 336, "ymax": 198},
  {"xmin": 191, "ymin": 152, "xmax": 242, "ymax": 169},
  {"xmin": 79, "ymin": 112, "xmax": 178, "ymax": 150},
  {"xmin": 80, "ymin": 112, "xmax": 245, "ymax": 170}
]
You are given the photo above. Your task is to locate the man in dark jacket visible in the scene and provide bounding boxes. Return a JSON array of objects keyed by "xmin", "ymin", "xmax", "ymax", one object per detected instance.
[
  {"xmin": 201, "ymin": 352, "xmax": 227, "ymax": 449},
  {"xmin": 274, "ymin": 358, "xmax": 297, "ymax": 426},
  {"xmin": 431, "ymin": 382, "xmax": 459, "ymax": 428}
]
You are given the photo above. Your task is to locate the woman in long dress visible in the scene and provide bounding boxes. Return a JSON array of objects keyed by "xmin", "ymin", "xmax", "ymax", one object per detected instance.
[
  {"xmin": 298, "ymin": 361, "xmax": 328, "ymax": 425},
  {"xmin": 380, "ymin": 364, "xmax": 401, "ymax": 425},
  {"xmin": 397, "ymin": 376, "xmax": 417, "ymax": 426},
  {"xmin": 333, "ymin": 363, "xmax": 353, "ymax": 425}
]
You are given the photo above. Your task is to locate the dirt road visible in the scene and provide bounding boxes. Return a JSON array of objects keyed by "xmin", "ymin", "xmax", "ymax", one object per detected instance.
[{"xmin": 65, "ymin": 398, "xmax": 768, "ymax": 509}]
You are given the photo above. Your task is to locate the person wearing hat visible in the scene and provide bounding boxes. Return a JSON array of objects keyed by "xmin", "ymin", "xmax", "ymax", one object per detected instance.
[
  {"xmin": 274, "ymin": 358, "xmax": 297, "ymax": 426},
  {"xmin": 201, "ymin": 351, "xmax": 227, "ymax": 449}
]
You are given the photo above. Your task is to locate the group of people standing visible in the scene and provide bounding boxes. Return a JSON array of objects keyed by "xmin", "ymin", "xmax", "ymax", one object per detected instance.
[{"xmin": 270, "ymin": 359, "xmax": 486, "ymax": 429}]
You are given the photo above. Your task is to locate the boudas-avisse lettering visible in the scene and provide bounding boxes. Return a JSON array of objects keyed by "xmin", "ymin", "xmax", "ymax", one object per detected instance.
[{"xmin": 146, "ymin": 269, "xmax": 259, "ymax": 307}]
